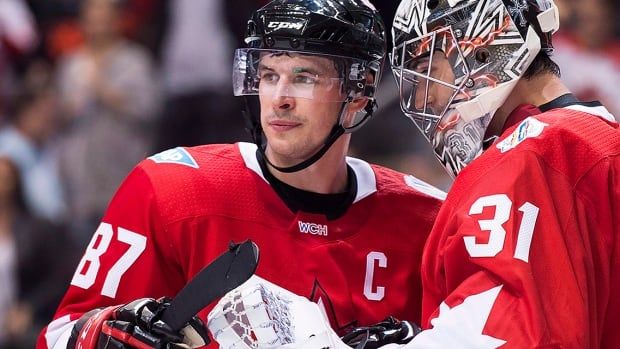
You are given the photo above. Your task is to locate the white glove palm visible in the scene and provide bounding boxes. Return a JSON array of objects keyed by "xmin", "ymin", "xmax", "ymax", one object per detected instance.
[{"xmin": 207, "ymin": 276, "xmax": 350, "ymax": 349}]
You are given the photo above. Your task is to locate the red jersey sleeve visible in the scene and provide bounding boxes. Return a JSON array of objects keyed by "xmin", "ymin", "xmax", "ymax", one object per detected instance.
[{"xmin": 36, "ymin": 163, "xmax": 186, "ymax": 349}]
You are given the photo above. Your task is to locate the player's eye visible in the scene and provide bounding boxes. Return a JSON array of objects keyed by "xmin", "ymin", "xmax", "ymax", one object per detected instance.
[
  {"xmin": 294, "ymin": 75, "xmax": 318, "ymax": 85},
  {"xmin": 410, "ymin": 59, "xmax": 430, "ymax": 73},
  {"xmin": 260, "ymin": 72, "xmax": 279, "ymax": 83}
]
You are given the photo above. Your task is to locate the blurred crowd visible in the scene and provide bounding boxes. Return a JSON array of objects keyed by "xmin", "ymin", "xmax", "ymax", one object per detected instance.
[{"xmin": 0, "ymin": 0, "xmax": 618, "ymax": 347}]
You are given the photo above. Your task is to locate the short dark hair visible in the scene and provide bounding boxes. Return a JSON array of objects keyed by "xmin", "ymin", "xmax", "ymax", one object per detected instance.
[{"xmin": 523, "ymin": 51, "xmax": 561, "ymax": 79}]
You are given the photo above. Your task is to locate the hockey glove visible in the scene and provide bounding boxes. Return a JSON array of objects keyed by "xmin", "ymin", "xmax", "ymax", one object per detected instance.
[
  {"xmin": 207, "ymin": 275, "xmax": 351, "ymax": 349},
  {"xmin": 341, "ymin": 316, "xmax": 421, "ymax": 349},
  {"xmin": 67, "ymin": 297, "xmax": 209, "ymax": 349}
]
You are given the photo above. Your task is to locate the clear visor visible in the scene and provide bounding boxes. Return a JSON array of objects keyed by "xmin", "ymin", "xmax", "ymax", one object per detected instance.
[
  {"xmin": 391, "ymin": 27, "xmax": 471, "ymax": 137},
  {"xmin": 233, "ymin": 49, "xmax": 364, "ymax": 102}
]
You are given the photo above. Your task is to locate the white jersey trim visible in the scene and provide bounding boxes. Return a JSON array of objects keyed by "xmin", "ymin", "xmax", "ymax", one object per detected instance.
[
  {"xmin": 564, "ymin": 104, "xmax": 616, "ymax": 122},
  {"xmin": 45, "ymin": 315, "xmax": 75, "ymax": 349},
  {"xmin": 404, "ymin": 175, "xmax": 447, "ymax": 200},
  {"xmin": 237, "ymin": 142, "xmax": 377, "ymax": 203},
  {"xmin": 345, "ymin": 156, "xmax": 377, "ymax": 203},
  {"xmin": 238, "ymin": 142, "xmax": 268, "ymax": 182}
]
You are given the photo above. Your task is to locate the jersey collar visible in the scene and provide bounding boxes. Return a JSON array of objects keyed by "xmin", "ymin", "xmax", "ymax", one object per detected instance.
[
  {"xmin": 503, "ymin": 94, "xmax": 617, "ymax": 133},
  {"xmin": 539, "ymin": 93, "xmax": 614, "ymax": 121},
  {"xmin": 237, "ymin": 142, "xmax": 376, "ymax": 204}
]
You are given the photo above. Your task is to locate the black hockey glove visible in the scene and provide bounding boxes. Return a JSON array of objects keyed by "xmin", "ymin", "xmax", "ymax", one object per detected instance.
[
  {"xmin": 67, "ymin": 297, "xmax": 209, "ymax": 349},
  {"xmin": 341, "ymin": 316, "xmax": 421, "ymax": 349}
]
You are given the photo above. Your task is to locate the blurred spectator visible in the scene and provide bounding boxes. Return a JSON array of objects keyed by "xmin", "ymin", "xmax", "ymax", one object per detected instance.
[
  {"xmin": 155, "ymin": 0, "xmax": 249, "ymax": 151},
  {"xmin": 0, "ymin": 0, "xmax": 38, "ymax": 120},
  {"xmin": 0, "ymin": 156, "xmax": 76, "ymax": 349},
  {"xmin": 0, "ymin": 158, "xmax": 18, "ymax": 347},
  {"xmin": 55, "ymin": 0, "xmax": 160, "ymax": 244},
  {"xmin": 553, "ymin": 0, "xmax": 574, "ymax": 28},
  {"xmin": 35, "ymin": 0, "xmax": 166, "ymax": 60},
  {"xmin": 120, "ymin": 0, "xmax": 166, "ymax": 57},
  {"xmin": 0, "ymin": 59, "xmax": 66, "ymax": 222},
  {"xmin": 553, "ymin": 0, "xmax": 620, "ymax": 120}
]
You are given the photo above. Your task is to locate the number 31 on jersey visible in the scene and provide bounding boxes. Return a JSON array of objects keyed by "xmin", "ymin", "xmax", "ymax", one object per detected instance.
[{"xmin": 464, "ymin": 194, "xmax": 540, "ymax": 263}]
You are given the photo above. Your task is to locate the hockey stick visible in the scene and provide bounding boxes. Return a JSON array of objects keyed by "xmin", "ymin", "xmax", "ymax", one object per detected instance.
[{"xmin": 159, "ymin": 240, "xmax": 260, "ymax": 332}]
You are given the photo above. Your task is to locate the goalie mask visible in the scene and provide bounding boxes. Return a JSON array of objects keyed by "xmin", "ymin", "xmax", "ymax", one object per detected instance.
[
  {"xmin": 236, "ymin": 0, "xmax": 386, "ymax": 173},
  {"xmin": 391, "ymin": 0, "xmax": 559, "ymax": 177}
]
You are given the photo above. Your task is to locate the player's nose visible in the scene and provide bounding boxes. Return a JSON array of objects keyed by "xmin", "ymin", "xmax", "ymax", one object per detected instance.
[
  {"xmin": 414, "ymin": 83, "xmax": 433, "ymax": 111},
  {"xmin": 271, "ymin": 84, "xmax": 295, "ymax": 110}
]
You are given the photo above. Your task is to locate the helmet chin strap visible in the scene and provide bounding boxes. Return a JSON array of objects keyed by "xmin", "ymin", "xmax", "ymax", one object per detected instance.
[
  {"xmin": 243, "ymin": 97, "xmax": 349, "ymax": 173},
  {"xmin": 260, "ymin": 123, "xmax": 346, "ymax": 173}
]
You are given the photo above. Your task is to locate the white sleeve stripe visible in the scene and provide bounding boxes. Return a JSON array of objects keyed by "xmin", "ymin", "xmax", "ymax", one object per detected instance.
[
  {"xmin": 54, "ymin": 327, "xmax": 73, "ymax": 349},
  {"xmin": 45, "ymin": 315, "xmax": 76, "ymax": 349}
]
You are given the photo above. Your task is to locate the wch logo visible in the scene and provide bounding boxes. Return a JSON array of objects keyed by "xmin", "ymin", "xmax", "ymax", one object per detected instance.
[
  {"xmin": 267, "ymin": 21, "xmax": 304, "ymax": 30},
  {"xmin": 298, "ymin": 221, "xmax": 328, "ymax": 236}
]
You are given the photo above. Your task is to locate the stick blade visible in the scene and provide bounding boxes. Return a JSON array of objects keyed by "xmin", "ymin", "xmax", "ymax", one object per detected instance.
[{"xmin": 161, "ymin": 240, "xmax": 259, "ymax": 331}]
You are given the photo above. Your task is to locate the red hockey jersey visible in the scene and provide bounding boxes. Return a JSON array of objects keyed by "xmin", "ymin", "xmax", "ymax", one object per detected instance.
[
  {"xmin": 37, "ymin": 142, "xmax": 444, "ymax": 349},
  {"xmin": 406, "ymin": 103, "xmax": 620, "ymax": 348}
]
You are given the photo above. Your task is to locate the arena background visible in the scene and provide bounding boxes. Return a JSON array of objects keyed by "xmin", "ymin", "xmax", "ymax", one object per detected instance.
[{"xmin": 0, "ymin": 0, "xmax": 617, "ymax": 347}]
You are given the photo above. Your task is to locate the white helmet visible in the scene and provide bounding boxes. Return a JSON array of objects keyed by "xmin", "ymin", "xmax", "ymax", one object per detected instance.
[{"xmin": 391, "ymin": 0, "xmax": 559, "ymax": 177}]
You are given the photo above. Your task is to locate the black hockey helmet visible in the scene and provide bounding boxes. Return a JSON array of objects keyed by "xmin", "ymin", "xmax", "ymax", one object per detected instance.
[{"xmin": 246, "ymin": 0, "xmax": 385, "ymax": 65}]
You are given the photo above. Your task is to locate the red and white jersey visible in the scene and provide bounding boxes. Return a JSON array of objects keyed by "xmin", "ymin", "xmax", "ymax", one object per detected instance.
[
  {"xmin": 405, "ymin": 103, "xmax": 620, "ymax": 348},
  {"xmin": 37, "ymin": 142, "xmax": 444, "ymax": 349}
]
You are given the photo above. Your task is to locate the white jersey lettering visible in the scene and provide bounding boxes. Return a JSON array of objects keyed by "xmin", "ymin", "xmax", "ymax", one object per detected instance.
[{"xmin": 364, "ymin": 251, "xmax": 387, "ymax": 301}]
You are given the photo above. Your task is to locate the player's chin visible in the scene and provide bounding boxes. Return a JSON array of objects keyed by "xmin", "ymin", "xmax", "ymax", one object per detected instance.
[
  {"xmin": 265, "ymin": 130, "xmax": 301, "ymax": 148},
  {"xmin": 266, "ymin": 140, "xmax": 314, "ymax": 165},
  {"xmin": 266, "ymin": 139, "xmax": 296, "ymax": 156}
]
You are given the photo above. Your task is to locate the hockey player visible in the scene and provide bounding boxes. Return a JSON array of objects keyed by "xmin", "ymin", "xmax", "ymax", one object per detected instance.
[
  {"xmin": 206, "ymin": 0, "xmax": 620, "ymax": 348},
  {"xmin": 36, "ymin": 0, "xmax": 445, "ymax": 348},
  {"xmin": 388, "ymin": 0, "xmax": 620, "ymax": 347}
]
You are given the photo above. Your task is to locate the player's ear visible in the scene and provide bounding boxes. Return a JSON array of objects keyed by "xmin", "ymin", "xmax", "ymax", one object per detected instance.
[
  {"xmin": 342, "ymin": 97, "xmax": 370, "ymax": 129},
  {"xmin": 348, "ymin": 97, "xmax": 369, "ymax": 113},
  {"xmin": 347, "ymin": 72, "xmax": 374, "ymax": 113}
]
